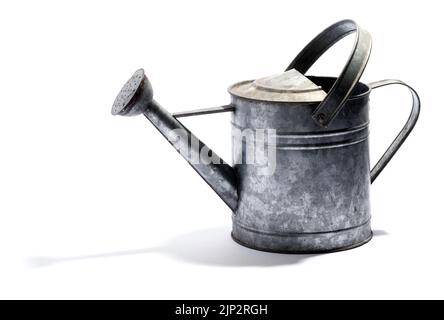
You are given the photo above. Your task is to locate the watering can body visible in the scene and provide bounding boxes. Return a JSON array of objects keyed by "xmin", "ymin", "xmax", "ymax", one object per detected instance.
[
  {"xmin": 111, "ymin": 20, "xmax": 420, "ymax": 253},
  {"xmin": 230, "ymin": 78, "xmax": 372, "ymax": 253}
]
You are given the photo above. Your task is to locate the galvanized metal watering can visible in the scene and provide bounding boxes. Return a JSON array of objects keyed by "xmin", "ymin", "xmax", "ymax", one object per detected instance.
[{"xmin": 111, "ymin": 20, "xmax": 420, "ymax": 253}]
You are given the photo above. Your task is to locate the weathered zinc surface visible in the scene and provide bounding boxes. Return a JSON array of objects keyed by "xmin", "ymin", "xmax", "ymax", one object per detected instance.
[
  {"xmin": 230, "ymin": 79, "xmax": 372, "ymax": 253},
  {"xmin": 111, "ymin": 19, "xmax": 420, "ymax": 254}
]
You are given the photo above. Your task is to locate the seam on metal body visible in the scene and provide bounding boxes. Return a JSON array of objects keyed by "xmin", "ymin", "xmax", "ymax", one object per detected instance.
[
  {"xmin": 231, "ymin": 121, "xmax": 369, "ymax": 135},
  {"xmin": 275, "ymin": 122, "xmax": 369, "ymax": 138},
  {"xmin": 275, "ymin": 135, "xmax": 368, "ymax": 150},
  {"xmin": 233, "ymin": 218, "xmax": 371, "ymax": 237},
  {"xmin": 238, "ymin": 134, "xmax": 369, "ymax": 150}
]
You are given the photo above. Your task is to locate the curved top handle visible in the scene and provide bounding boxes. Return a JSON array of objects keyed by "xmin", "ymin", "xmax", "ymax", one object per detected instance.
[{"xmin": 286, "ymin": 20, "xmax": 372, "ymax": 127}]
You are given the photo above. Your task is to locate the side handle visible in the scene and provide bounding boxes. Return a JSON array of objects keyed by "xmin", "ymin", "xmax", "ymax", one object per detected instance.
[{"xmin": 368, "ymin": 80, "xmax": 420, "ymax": 183}]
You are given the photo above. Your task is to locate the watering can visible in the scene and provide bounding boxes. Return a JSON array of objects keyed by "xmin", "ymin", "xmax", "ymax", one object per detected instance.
[{"xmin": 111, "ymin": 20, "xmax": 420, "ymax": 253}]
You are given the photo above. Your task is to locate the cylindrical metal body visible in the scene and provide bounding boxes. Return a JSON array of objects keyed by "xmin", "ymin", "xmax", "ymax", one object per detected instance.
[{"xmin": 230, "ymin": 77, "xmax": 372, "ymax": 253}]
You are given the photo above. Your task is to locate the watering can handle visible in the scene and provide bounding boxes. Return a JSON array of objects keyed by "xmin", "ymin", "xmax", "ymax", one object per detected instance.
[
  {"xmin": 286, "ymin": 19, "xmax": 372, "ymax": 127},
  {"xmin": 368, "ymin": 80, "xmax": 420, "ymax": 183}
]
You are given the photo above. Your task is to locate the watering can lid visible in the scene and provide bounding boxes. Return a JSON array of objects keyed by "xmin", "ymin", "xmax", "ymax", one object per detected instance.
[{"xmin": 228, "ymin": 69, "xmax": 327, "ymax": 103}]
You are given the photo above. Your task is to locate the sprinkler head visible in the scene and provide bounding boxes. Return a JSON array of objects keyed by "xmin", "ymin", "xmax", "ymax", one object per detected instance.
[{"xmin": 111, "ymin": 68, "xmax": 153, "ymax": 116}]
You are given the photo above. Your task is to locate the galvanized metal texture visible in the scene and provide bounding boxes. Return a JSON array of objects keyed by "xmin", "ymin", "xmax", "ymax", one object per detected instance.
[
  {"xmin": 111, "ymin": 20, "xmax": 420, "ymax": 254},
  {"xmin": 286, "ymin": 19, "xmax": 372, "ymax": 127},
  {"xmin": 230, "ymin": 77, "xmax": 373, "ymax": 253}
]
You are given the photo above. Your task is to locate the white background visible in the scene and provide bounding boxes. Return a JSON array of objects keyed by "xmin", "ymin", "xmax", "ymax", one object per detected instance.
[{"xmin": 0, "ymin": 0, "xmax": 442, "ymax": 299}]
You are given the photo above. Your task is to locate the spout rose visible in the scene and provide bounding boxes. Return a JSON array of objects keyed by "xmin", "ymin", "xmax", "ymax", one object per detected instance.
[{"xmin": 112, "ymin": 69, "xmax": 153, "ymax": 116}]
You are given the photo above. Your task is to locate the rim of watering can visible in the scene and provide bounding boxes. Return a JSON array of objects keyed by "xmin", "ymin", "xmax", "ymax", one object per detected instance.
[
  {"xmin": 228, "ymin": 69, "xmax": 327, "ymax": 103},
  {"xmin": 229, "ymin": 76, "xmax": 372, "ymax": 104}
]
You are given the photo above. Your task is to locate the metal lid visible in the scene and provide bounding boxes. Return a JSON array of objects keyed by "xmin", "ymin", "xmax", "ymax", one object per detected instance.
[{"xmin": 228, "ymin": 69, "xmax": 327, "ymax": 103}]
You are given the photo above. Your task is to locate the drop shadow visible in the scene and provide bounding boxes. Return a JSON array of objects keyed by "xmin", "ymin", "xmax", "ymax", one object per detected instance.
[
  {"xmin": 372, "ymin": 229, "xmax": 389, "ymax": 237},
  {"xmin": 25, "ymin": 227, "xmax": 318, "ymax": 268}
]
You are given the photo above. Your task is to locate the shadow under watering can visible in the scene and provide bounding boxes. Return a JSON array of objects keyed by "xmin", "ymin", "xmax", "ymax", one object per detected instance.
[{"xmin": 111, "ymin": 20, "xmax": 420, "ymax": 254}]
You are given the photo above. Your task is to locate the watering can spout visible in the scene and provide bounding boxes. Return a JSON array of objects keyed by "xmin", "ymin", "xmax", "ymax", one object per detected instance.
[{"xmin": 112, "ymin": 69, "xmax": 238, "ymax": 211}]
